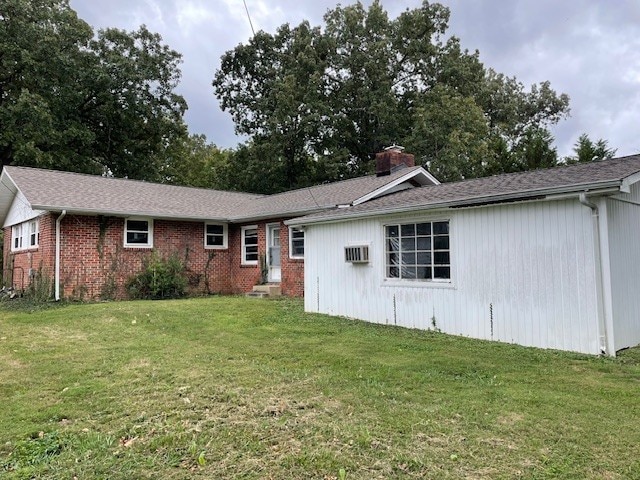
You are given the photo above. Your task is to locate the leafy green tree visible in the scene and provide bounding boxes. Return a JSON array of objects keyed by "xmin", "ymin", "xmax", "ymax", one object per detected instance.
[
  {"xmin": 160, "ymin": 134, "xmax": 232, "ymax": 189},
  {"xmin": 213, "ymin": 21, "xmax": 331, "ymax": 190},
  {"xmin": 0, "ymin": 0, "xmax": 94, "ymax": 170},
  {"xmin": 213, "ymin": 0, "xmax": 571, "ymax": 186},
  {"xmin": 405, "ymin": 85, "xmax": 489, "ymax": 181},
  {"xmin": 0, "ymin": 0, "xmax": 187, "ymax": 180},
  {"xmin": 86, "ymin": 26, "xmax": 187, "ymax": 180},
  {"xmin": 512, "ymin": 127, "xmax": 558, "ymax": 171},
  {"xmin": 565, "ymin": 133, "xmax": 617, "ymax": 164}
]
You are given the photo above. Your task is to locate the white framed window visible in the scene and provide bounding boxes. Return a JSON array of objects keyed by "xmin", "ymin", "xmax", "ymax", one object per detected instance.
[
  {"xmin": 205, "ymin": 223, "xmax": 228, "ymax": 249},
  {"xmin": 11, "ymin": 219, "xmax": 39, "ymax": 251},
  {"xmin": 124, "ymin": 218, "xmax": 153, "ymax": 248},
  {"xmin": 385, "ymin": 220, "xmax": 450, "ymax": 281},
  {"xmin": 28, "ymin": 219, "xmax": 39, "ymax": 247},
  {"xmin": 241, "ymin": 225, "xmax": 258, "ymax": 265},
  {"xmin": 12, "ymin": 223, "xmax": 23, "ymax": 250},
  {"xmin": 289, "ymin": 227, "xmax": 304, "ymax": 259}
]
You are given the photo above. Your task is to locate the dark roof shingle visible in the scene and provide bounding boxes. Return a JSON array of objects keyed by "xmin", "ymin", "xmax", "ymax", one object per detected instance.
[
  {"xmin": 291, "ymin": 155, "xmax": 640, "ymax": 224},
  {"xmin": 2, "ymin": 164, "xmax": 426, "ymax": 222}
]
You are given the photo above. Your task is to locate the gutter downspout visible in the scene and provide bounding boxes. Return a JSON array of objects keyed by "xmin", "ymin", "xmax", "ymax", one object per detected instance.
[
  {"xmin": 578, "ymin": 193, "xmax": 609, "ymax": 355},
  {"xmin": 55, "ymin": 210, "xmax": 66, "ymax": 301}
]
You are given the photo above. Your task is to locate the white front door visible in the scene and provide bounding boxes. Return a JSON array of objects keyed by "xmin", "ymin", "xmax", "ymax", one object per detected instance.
[{"xmin": 267, "ymin": 224, "xmax": 281, "ymax": 282}]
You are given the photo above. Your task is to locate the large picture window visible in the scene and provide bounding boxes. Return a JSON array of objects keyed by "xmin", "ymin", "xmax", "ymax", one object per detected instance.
[
  {"xmin": 289, "ymin": 227, "xmax": 304, "ymax": 258},
  {"xmin": 242, "ymin": 225, "xmax": 258, "ymax": 264},
  {"xmin": 385, "ymin": 220, "xmax": 450, "ymax": 281},
  {"xmin": 205, "ymin": 223, "xmax": 227, "ymax": 249},
  {"xmin": 124, "ymin": 218, "xmax": 153, "ymax": 248}
]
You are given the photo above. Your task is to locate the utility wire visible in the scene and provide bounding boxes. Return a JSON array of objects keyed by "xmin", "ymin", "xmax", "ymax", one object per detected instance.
[{"xmin": 243, "ymin": 0, "xmax": 256, "ymax": 37}]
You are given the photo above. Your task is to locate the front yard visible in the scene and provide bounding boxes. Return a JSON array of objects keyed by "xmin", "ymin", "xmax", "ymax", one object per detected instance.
[{"xmin": 1, "ymin": 297, "xmax": 638, "ymax": 479}]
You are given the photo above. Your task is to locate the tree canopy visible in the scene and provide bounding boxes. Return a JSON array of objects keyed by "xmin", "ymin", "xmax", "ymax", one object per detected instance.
[
  {"xmin": 0, "ymin": 0, "xmax": 187, "ymax": 180},
  {"xmin": 213, "ymin": 0, "xmax": 573, "ymax": 191},
  {"xmin": 564, "ymin": 133, "xmax": 616, "ymax": 164}
]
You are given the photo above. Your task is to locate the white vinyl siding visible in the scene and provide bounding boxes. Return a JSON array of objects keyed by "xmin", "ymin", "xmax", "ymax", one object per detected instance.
[
  {"xmin": 3, "ymin": 190, "xmax": 45, "ymax": 229},
  {"xmin": 124, "ymin": 218, "xmax": 153, "ymax": 248},
  {"xmin": 205, "ymin": 223, "xmax": 228, "ymax": 249},
  {"xmin": 606, "ymin": 182, "xmax": 640, "ymax": 352},
  {"xmin": 242, "ymin": 225, "xmax": 258, "ymax": 264},
  {"xmin": 304, "ymin": 199, "xmax": 601, "ymax": 355}
]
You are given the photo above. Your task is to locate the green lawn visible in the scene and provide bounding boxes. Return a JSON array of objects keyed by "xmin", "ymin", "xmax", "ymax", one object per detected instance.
[{"xmin": 1, "ymin": 297, "xmax": 639, "ymax": 479}]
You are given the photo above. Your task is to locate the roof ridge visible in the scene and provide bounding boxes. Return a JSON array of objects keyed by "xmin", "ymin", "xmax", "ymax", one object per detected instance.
[
  {"xmin": 261, "ymin": 165, "xmax": 422, "ymax": 200},
  {"xmin": 420, "ymin": 154, "xmax": 640, "ymax": 190}
]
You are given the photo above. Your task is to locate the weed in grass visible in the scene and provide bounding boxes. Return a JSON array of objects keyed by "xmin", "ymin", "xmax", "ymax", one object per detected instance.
[
  {"xmin": 1, "ymin": 297, "xmax": 639, "ymax": 479},
  {"xmin": 3, "ymin": 431, "xmax": 64, "ymax": 471}
]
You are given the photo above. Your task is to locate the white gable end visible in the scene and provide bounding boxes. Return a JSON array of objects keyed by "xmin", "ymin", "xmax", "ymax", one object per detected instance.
[
  {"xmin": 3, "ymin": 190, "xmax": 44, "ymax": 228},
  {"xmin": 352, "ymin": 167, "xmax": 438, "ymax": 206}
]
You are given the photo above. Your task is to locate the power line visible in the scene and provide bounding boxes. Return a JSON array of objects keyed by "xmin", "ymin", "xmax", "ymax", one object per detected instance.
[{"xmin": 243, "ymin": 0, "xmax": 256, "ymax": 37}]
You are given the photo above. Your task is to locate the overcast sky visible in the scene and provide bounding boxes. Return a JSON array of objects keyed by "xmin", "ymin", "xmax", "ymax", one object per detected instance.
[{"xmin": 70, "ymin": 0, "xmax": 640, "ymax": 159}]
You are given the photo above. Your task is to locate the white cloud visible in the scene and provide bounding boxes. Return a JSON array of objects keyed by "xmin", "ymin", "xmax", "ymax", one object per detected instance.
[
  {"xmin": 175, "ymin": 0, "xmax": 220, "ymax": 34},
  {"xmin": 69, "ymin": 0, "xmax": 640, "ymax": 157}
]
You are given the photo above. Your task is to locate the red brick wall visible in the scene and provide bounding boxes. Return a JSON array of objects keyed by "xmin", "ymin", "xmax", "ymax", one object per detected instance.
[
  {"xmin": 3, "ymin": 213, "xmax": 306, "ymax": 300},
  {"xmin": 58, "ymin": 215, "xmax": 239, "ymax": 300},
  {"xmin": 228, "ymin": 219, "xmax": 305, "ymax": 297},
  {"xmin": 280, "ymin": 222, "xmax": 304, "ymax": 297},
  {"xmin": 228, "ymin": 222, "xmax": 263, "ymax": 294},
  {"xmin": 2, "ymin": 213, "xmax": 56, "ymax": 291}
]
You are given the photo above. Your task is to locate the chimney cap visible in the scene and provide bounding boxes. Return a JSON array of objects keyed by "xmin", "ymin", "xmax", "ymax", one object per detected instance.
[{"xmin": 384, "ymin": 144, "xmax": 405, "ymax": 153}]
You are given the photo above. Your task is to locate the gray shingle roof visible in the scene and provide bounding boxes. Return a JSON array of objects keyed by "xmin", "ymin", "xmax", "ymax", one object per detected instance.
[
  {"xmin": 4, "ymin": 167, "xmax": 262, "ymax": 221},
  {"xmin": 231, "ymin": 166, "xmax": 426, "ymax": 221},
  {"xmin": 2, "ymin": 164, "xmax": 426, "ymax": 223},
  {"xmin": 290, "ymin": 155, "xmax": 640, "ymax": 224}
]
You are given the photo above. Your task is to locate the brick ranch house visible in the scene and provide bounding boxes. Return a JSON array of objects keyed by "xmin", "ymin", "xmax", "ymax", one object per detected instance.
[{"xmin": 0, "ymin": 148, "xmax": 436, "ymax": 300}]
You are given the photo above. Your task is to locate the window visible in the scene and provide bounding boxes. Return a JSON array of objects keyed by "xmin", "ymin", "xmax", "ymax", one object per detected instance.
[
  {"xmin": 12, "ymin": 223, "xmax": 23, "ymax": 250},
  {"xmin": 242, "ymin": 225, "xmax": 258, "ymax": 264},
  {"xmin": 11, "ymin": 219, "xmax": 39, "ymax": 251},
  {"xmin": 385, "ymin": 220, "xmax": 450, "ymax": 281},
  {"xmin": 289, "ymin": 227, "xmax": 304, "ymax": 258},
  {"xmin": 124, "ymin": 218, "xmax": 153, "ymax": 248},
  {"xmin": 28, "ymin": 220, "xmax": 39, "ymax": 247},
  {"xmin": 205, "ymin": 223, "xmax": 228, "ymax": 249}
]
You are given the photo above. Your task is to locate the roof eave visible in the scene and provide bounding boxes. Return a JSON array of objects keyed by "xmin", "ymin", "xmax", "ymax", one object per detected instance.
[
  {"xmin": 30, "ymin": 204, "xmax": 231, "ymax": 223},
  {"xmin": 286, "ymin": 181, "xmax": 623, "ymax": 226},
  {"xmin": 230, "ymin": 207, "xmax": 331, "ymax": 224},
  {"xmin": 0, "ymin": 169, "xmax": 20, "ymax": 227}
]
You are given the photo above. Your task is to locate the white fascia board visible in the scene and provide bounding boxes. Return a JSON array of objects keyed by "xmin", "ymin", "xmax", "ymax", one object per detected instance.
[
  {"xmin": 352, "ymin": 168, "xmax": 437, "ymax": 206},
  {"xmin": 0, "ymin": 169, "xmax": 20, "ymax": 227},
  {"xmin": 421, "ymin": 168, "xmax": 441, "ymax": 186},
  {"xmin": 619, "ymin": 171, "xmax": 640, "ymax": 193},
  {"xmin": 29, "ymin": 204, "xmax": 230, "ymax": 223}
]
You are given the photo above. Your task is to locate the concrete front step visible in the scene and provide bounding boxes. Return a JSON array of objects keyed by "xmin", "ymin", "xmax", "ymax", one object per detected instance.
[
  {"xmin": 250, "ymin": 284, "xmax": 281, "ymax": 297},
  {"xmin": 245, "ymin": 291, "xmax": 269, "ymax": 298}
]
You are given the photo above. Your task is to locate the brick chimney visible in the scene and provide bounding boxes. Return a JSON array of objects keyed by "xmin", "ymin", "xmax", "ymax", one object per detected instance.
[{"xmin": 375, "ymin": 145, "xmax": 415, "ymax": 177}]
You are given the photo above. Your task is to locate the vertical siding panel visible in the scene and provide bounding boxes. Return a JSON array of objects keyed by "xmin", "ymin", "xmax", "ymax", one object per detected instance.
[
  {"xmin": 524, "ymin": 204, "xmax": 535, "ymax": 348},
  {"xmin": 606, "ymin": 182, "xmax": 640, "ymax": 351},
  {"xmin": 551, "ymin": 203, "xmax": 562, "ymax": 350},
  {"xmin": 302, "ymin": 199, "xmax": 601, "ymax": 355}
]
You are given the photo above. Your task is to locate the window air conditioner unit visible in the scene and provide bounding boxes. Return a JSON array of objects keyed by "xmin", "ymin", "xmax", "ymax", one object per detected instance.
[{"xmin": 345, "ymin": 245, "xmax": 369, "ymax": 263}]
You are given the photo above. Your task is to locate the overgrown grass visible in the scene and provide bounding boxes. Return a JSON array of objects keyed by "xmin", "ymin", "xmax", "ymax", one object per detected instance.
[{"xmin": 1, "ymin": 297, "xmax": 638, "ymax": 479}]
